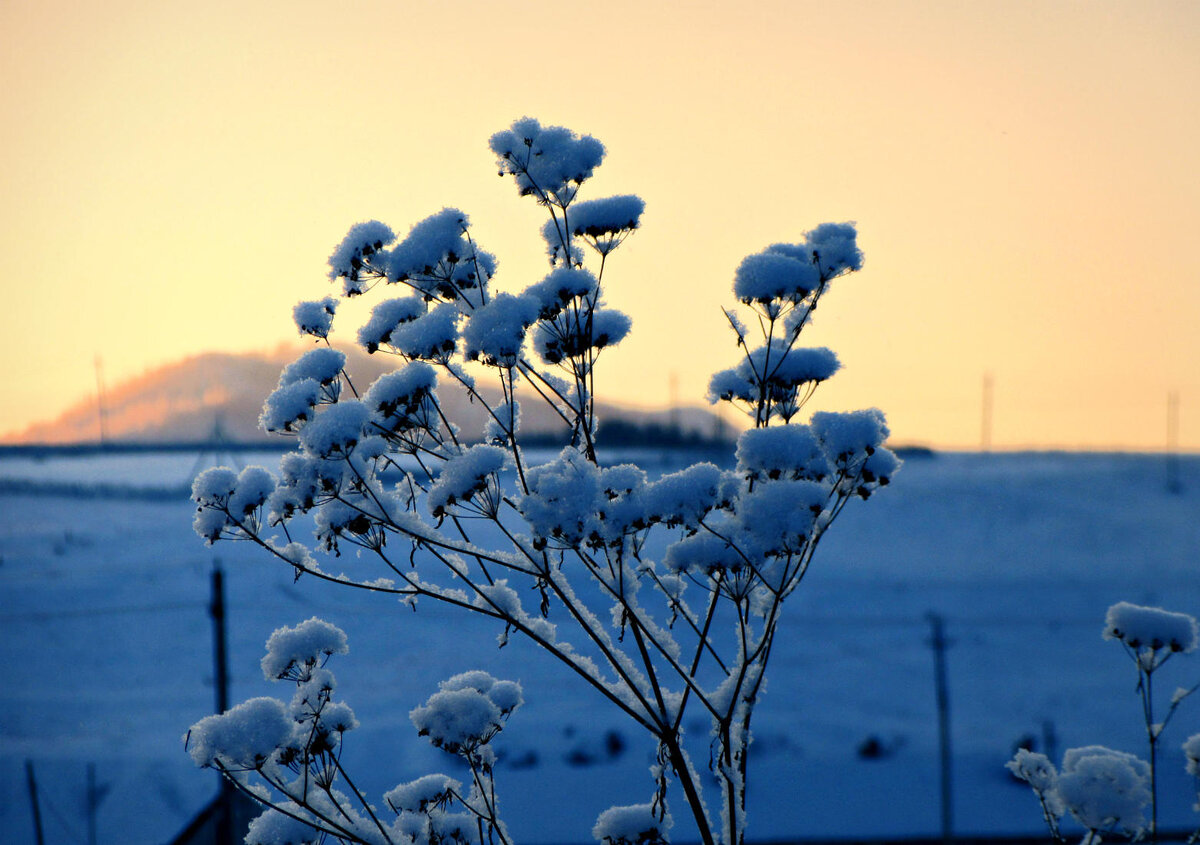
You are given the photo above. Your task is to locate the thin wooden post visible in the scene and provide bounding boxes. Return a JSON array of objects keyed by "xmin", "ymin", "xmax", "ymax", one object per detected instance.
[
  {"xmin": 210, "ymin": 562, "xmax": 234, "ymax": 845},
  {"xmin": 927, "ymin": 613, "xmax": 954, "ymax": 844},
  {"xmin": 26, "ymin": 759, "xmax": 45, "ymax": 845}
]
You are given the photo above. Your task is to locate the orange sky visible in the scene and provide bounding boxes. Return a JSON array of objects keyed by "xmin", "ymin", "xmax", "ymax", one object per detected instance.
[{"xmin": 3, "ymin": 0, "xmax": 1199, "ymax": 450}]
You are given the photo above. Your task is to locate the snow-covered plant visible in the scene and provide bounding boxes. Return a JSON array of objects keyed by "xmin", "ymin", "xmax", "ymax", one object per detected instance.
[
  {"xmin": 187, "ymin": 619, "xmax": 519, "ymax": 845},
  {"xmin": 1009, "ymin": 601, "xmax": 1199, "ymax": 844},
  {"xmin": 188, "ymin": 117, "xmax": 898, "ymax": 845}
]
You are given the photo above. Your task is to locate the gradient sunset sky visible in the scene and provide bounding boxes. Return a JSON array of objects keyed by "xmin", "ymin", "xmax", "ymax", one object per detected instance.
[{"xmin": 3, "ymin": 0, "xmax": 1198, "ymax": 450}]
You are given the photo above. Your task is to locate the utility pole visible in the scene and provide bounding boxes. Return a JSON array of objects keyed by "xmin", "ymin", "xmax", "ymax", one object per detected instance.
[
  {"xmin": 210, "ymin": 562, "xmax": 234, "ymax": 845},
  {"xmin": 93, "ymin": 355, "xmax": 109, "ymax": 445},
  {"xmin": 87, "ymin": 762, "xmax": 98, "ymax": 845},
  {"xmin": 981, "ymin": 373, "xmax": 993, "ymax": 452},
  {"xmin": 927, "ymin": 613, "xmax": 954, "ymax": 844},
  {"xmin": 26, "ymin": 760, "xmax": 45, "ymax": 845},
  {"xmin": 1167, "ymin": 391, "xmax": 1181, "ymax": 494}
]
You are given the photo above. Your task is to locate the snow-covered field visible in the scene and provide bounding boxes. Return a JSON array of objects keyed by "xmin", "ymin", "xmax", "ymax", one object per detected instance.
[{"xmin": 2, "ymin": 449, "xmax": 1199, "ymax": 844}]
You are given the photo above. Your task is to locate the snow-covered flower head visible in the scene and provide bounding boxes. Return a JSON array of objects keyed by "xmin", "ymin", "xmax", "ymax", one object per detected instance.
[
  {"xmin": 534, "ymin": 307, "xmax": 631, "ymax": 365},
  {"xmin": 364, "ymin": 362, "xmax": 438, "ymax": 434},
  {"xmin": 734, "ymin": 251, "xmax": 821, "ymax": 306},
  {"xmin": 279, "ymin": 347, "xmax": 346, "ymax": 390},
  {"xmin": 357, "ymin": 295, "xmax": 426, "ymax": 354},
  {"xmin": 463, "ymin": 292, "xmax": 539, "ymax": 367},
  {"xmin": 568, "ymin": 194, "xmax": 645, "ymax": 256},
  {"xmin": 261, "ymin": 617, "xmax": 349, "ymax": 681},
  {"xmin": 385, "ymin": 208, "xmax": 495, "ymax": 306},
  {"xmin": 186, "ymin": 697, "xmax": 294, "ymax": 770},
  {"xmin": 592, "ymin": 803, "xmax": 672, "ymax": 845},
  {"xmin": 803, "ymin": 222, "xmax": 863, "ymax": 276},
  {"xmin": 293, "ymin": 296, "xmax": 338, "ymax": 340},
  {"xmin": 409, "ymin": 671, "xmax": 523, "ymax": 755},
  {"xmin": 327, "ymin": 220, "xmax": 395, "ymax": 293},
  {"xmin": 388, "ymin": 302, "xmax": 460, "ymax": 362},
  {"xmin": 811, "ymin": 408, "xmax": 890, "ymax": 462},
  {"xmin": 490, "ymin": 117, "xmax": 605, "ymax": 206},
  {"xmin": 260, "ymin": 379, "xmax": 322, "ymax": 434},
  {"xmin": 1183, "ymin": 733, "xmax": 1200, "ymax": 778},
  {"xmin": 298, "ymin": 399, "xmax": 370, "ymax": 458},
  {"xmin": 736, "ymin": 425, "xmax": 831, "ymax": 482},
  {"xmin": 384, "ymin": 773, "xmax": 463, "ymax": 814},
  {"xmin": 525, "ymin": 266, "xmax": 598, "ymax": 320},
  {"xmin": 1056, "ymin": 746, "xmax": 1151, "ymax": 835},
  {"xmin": 1104, "ymin": 601, "xmax": 1198, "ymax": 656},
  {"xmin": 428, "ymin": 445, "xmax": 508, "ymax": 519}
]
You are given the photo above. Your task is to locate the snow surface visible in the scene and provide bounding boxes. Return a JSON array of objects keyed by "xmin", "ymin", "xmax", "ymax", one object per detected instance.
[{"xmin": 3, "ymin": 450, "xmax": 1200, "ymax": 844}]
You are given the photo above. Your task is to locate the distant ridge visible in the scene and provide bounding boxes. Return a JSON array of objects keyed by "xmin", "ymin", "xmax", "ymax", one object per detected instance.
[{"xmin": 4, "ymin": 345, "xmax": 733, "ymax": 448}]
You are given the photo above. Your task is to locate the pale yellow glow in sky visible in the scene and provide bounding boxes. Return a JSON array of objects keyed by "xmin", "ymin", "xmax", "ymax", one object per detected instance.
[{"xmin": 3, "ymin": 0, "xmax": 1199, "ymax": 449}]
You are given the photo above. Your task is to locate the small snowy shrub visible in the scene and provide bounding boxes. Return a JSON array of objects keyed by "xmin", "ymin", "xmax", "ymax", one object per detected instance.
[
  {"xmin": 1009, "ymin": 601, "xmax": 1199, "ymax": 844},
  {"xmin": 189, "ymin": 117, "xmax": 898, "ymax": 845}
]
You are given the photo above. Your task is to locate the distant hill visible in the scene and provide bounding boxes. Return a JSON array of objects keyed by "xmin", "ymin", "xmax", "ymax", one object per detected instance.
[{"xmin": 4, "ymin": 345, "xmax": 734, "ymax": 447}]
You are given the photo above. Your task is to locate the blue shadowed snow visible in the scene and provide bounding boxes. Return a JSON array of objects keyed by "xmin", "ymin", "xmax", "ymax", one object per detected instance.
[{"xmin": 1, "ymin": 450, "xmax": 1198, "ymax": 843}]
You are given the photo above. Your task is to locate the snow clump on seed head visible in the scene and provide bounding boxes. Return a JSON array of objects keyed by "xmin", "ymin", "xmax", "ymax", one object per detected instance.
[
  {"xmin": 428, "ymin": 445, "xmax": 509, "ymax": 518},
  {"xmin": 1056, "ymin": 746, "xmax": 1151, "ymax": 835},
  {"xmin": 463, "ymin": 292, "xmax": 540, "ymax": 367},
  {"xmin": 409, "ymin": 672, "xmax": 523, "ymax": 754},
  {"xmin": 490, "ymin": 117, "xmax": 606, "ymax": 205},
  {"xmin": 327, "ymin": 220, "xmax": 395, "ymax": 292},
  {"xmin": 292, "ymin": 296, "xmax": 338, "ymax": 340},
  {"xmin": 357, "ymin": 295, "xmax": 426, "ymax": 354},
  {"xmin": 298, "ymin": 399, "xmax": 370, "ymax": 458},
  {"xmin": 261, "ymin": 617, "xmax": 349, "ymax": 680},
  {"xmin": 384, "ymin": 773, "xmax": 463, "ymax": 814},
  {"xmin": 1104, "ymin": 601, "xmax": 1198, "ymax": 654},
  {"xmin": 592, "ymin": 803, "xmax": 672, "ymax": 845},
  {"xmin": 186, "ymin": 697, "xmax": 294, "ymax": 769}
]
